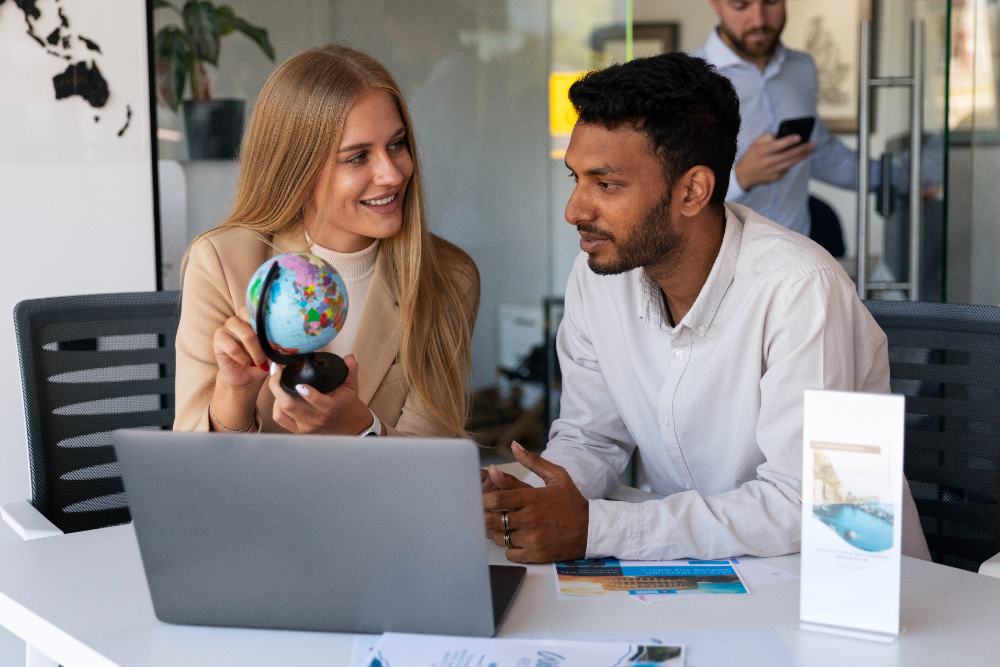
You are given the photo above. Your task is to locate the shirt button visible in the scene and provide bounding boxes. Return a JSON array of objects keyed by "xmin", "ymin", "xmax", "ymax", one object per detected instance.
[
  {"xmin": 698, "ymin": 324, "xmax": 707, "ymax": 334},
  {"xmin": 685, "ymin": 482, "xmax": 692, "ymax": 490},
  {"xmin": 674, "ymin": 350, "xmax": 685, "ymax": 359},
  {"xmin": 663, "ymin": 418, "xmax": 671, "ymax": 428}
]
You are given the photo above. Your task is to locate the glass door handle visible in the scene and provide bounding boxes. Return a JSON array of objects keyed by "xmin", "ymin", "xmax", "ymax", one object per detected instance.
[{"xmin": 856, "ymin": 19, "xmax": 925, "ymax": 301}]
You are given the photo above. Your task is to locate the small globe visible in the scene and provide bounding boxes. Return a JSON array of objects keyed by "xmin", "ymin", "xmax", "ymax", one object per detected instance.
[{"xmin": 246, "ymin": 252, "xmax": 349, "ymax": 356}]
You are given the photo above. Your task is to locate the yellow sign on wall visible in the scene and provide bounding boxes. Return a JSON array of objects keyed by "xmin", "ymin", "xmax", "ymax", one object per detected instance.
[{"xmin": 549, "ymin": 71, "xmax": 587, "ymax": 137}]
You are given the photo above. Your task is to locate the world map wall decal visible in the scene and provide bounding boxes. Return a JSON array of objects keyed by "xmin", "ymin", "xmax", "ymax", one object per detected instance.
[{"xmin": 0, "ymin": 0, "xmax": 148, "ymax": 164}]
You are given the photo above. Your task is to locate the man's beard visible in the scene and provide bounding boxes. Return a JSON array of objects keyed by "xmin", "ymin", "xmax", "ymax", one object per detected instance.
[
  {"xmin": 719, "ymin": 20, "xmax": 783, "ymax": 61},
  {"xmin": 582, "ymin": 194, "xmax": 683, "ymax": 276}
]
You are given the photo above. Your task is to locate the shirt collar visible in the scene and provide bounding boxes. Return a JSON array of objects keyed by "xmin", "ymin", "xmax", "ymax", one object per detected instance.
[
  {"xmin": 636, "ymin": 272, "xmax": 667, "ymax": 329},
  {"xmin": 635, "ymin": 205, "xmax": 743, "ymax": 337},
  {"xmin": 703, "ymin": 27, "xmax": 787, "ymax": 79}
]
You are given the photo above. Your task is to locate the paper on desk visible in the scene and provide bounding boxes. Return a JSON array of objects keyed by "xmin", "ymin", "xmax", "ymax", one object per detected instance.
[
  {"xmin": 729, "ymin": 558, "xmax": 798, "ymax": 587},
  {"xmin": 367, "ymin": 633, "xmax": 685, "ymax": 666},
  {"xmin": 634, "ymin": 558, "xmax": 795, "ymax": 603},
  {"xmin": 508, "ymin": 629, "xmax": 794, "ymax": 667},
  {"xmin": 555, "ymin": 558, "xmax": 749, "ymax": 598},
  {"xmin": 350, "ymin": 634, "xmax": 381, "ymax": 667}
]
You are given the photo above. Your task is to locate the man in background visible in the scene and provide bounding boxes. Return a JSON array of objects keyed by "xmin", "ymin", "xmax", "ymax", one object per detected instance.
[{"xmin": 694, "ymin": 0, "xmax": 872, "ymax": 240}]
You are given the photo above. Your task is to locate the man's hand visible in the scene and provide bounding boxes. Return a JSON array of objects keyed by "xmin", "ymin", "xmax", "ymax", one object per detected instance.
[
  {"xmin": 483, "ymin": 442, "xmax": 589, "ymax": 564},
  {"xmin": 734, "ymin": 132, "xmax": 815, "ymax": 191},
  {"xmin": 480, "ymin": 466, "xmax": 524, "ymax": 493}
]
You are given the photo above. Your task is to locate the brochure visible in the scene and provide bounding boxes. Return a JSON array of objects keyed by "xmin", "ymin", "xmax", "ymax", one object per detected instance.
[
  {"xmin": 799, "ymin": 389, "xmax": 904, "ymax": 643},
  {"xmin": 636, "ymin": 558, "xmax": 795, "ymax": 603},
  {"xmin": 554, "ymin": 558, "xmax": 749, "ymax": 597},
  {"xmin": 367, "ymin": 633, "xmax": 685, "ymax": 667}
]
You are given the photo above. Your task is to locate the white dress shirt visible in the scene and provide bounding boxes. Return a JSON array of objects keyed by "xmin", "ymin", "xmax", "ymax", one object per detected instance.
[
  {"xmin": 693, "ymin": 30, "xmax": 875, "ymax": 236},
  {"xmin": 525, "ymin": 204, "xmax": 889, "ymax": 560}
]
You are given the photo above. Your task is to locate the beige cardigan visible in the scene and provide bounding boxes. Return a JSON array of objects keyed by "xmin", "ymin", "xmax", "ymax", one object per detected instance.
[{"xmin": 173, "ymin": 225, "xmax": 479, "ymax": 437}]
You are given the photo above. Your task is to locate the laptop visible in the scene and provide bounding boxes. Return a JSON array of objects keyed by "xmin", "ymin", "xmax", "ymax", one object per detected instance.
[{"xmin": 113, "ymin": 431, "xmax": 526, "ymax": 637}]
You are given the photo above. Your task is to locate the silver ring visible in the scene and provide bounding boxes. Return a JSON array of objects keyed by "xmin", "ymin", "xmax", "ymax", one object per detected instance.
[
  {"xmin": 501, "ymin": 510, "xmax": 509, "ymax": 531},
  {"xmin": 504, "ymin": 529, "xmax": 513, "ymax": 548}
]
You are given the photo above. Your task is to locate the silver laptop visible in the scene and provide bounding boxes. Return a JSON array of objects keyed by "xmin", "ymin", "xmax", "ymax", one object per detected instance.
[{"xmin": 114, "ymin": 431, "xmax": 525, "ymax": 637}]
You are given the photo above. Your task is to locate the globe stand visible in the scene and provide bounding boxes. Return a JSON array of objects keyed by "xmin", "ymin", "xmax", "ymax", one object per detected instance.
[
  {"xmin": 255, "ymin": 262, "xmax": 348, "ymax": 396},
  {"xmin": 278, "ymin": 353, "xmax": 348, "ymax": 395}
]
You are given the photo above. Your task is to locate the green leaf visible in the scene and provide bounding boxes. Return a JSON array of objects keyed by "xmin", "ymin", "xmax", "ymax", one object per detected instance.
[
  {"xmin": 182, "ymin": 0, "xmax": 220, "ymax": 66},
  {"xmin": 216, "ymin": 5, "xmax": 275, "ymax": 61},
  {"xmin": 214, "ymin": 6, "xmax": 237, "ymax": 33},
  {"xmin": 154, "ymin": 26, "xmax": 188, "ymax": 111}
]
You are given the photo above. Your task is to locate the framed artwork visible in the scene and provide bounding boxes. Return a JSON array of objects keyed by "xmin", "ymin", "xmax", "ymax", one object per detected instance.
[
  {"xmin": 590, "ymin": 22, "xmax": 679, "ymax": 69},
  {"xmin": 946, "ymin": 0, "xmax": 998, "ymax": 136},
  {"xmin": 783, "ymin": 0, "xmax": 872, "ymax": 133}
]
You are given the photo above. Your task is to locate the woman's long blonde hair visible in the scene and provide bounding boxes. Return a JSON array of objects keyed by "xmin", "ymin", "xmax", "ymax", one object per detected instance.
[{"xmin": 184, "ymin": 44, "xmax": 476, "ymax": 436}]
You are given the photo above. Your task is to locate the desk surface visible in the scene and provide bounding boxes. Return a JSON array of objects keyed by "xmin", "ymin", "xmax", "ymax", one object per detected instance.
[{"xmin": 0, "ymin": 525, "xmax": 997, "ymax": 667}]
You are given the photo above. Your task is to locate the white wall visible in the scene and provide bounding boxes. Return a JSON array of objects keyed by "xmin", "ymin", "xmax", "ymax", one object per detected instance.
[{"xmin": 0, "ymin": 165, "xmax": 158, "ymax": 534}]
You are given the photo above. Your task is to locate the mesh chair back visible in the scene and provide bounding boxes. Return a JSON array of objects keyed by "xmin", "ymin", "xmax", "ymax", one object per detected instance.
[
  {"xmin": 14, "ymin": 291, "xmax": 180, "ymax": 533},
  {"xmin": 865, "ymin": 300, "xmax": 1000, "ymax": 571}
]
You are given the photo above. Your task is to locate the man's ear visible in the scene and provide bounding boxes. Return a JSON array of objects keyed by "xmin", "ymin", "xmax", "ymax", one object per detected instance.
[{"xmin": 674, "ymin": 165, "xmax": 716, "ymax": 218}]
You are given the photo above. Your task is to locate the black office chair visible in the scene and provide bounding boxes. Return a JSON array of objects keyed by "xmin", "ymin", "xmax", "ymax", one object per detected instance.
[
  {"xmin": 864, "ymin": 300, "xmax": 1000, "ymax": 572},
  {"xmin": 808, "ymin": 195, "xmax": 846, "ymax": 257},
  {"xmin": 5, "ymin": 291, "xmax": 180, "ymax": 535}
]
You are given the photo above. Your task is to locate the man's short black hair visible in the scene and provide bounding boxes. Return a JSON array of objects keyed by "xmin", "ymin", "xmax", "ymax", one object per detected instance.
[{"xmin": 568, "ymin": 52, "xmax": 740, "ymax": 206}]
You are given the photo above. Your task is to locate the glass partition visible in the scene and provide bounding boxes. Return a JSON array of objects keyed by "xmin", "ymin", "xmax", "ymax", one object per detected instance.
[
  {"xmin": 868, "ymin": 0, "xmax": 949, "ymax": 302},
  {"xmin": 947, "ymin": 0, "xmax": 1000, "ymax": 306},
  {"xmin": 158, "ymin": 1, "xmax": 1000, "ymax": 451},
  {"xmin": 156, "ymin": 0, "xmax": 1000, "ymax": 452}
]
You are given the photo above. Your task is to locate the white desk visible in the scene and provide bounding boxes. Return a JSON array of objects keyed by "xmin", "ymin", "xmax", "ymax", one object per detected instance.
[{"xmin": 0, "ymin": 524, "xmax": 996, "ymax": 667}]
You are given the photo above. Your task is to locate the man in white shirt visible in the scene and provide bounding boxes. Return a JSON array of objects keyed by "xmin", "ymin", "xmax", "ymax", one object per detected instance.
[
  {"xmin": 692, "ymin": 0, "xmax": 872, "ymax": 237},
  {"xmin": 481, "ymin": 52, "xmax": 928, "ymax": 564}
]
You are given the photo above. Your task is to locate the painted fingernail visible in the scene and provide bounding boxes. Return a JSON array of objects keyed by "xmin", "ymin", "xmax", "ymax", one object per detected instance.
[
  {"xmin": 295, "ymin": 384, "xmax": 310, "ymax": 396},
  {"xmin": 270, "ymin": 362, "xmax": 277, "ymax": 375},
  {"xmin": 259, "ymin": 363, "xmax": 269, "ymax": 371}
]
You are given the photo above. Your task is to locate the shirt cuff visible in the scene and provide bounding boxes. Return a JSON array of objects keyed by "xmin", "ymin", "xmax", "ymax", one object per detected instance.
[
  {"xmin": 727, "ymin": 167, "xmax": 747, "ymax": 199},
  {"xmin": 586, "ymin": 499, "xmax": 641, "ymax": 559}
]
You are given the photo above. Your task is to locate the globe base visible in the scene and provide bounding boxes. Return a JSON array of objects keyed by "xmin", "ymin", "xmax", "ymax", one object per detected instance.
[{"xmin": 279, "ymin": 352, "xmax": 348, "ymax": 396}]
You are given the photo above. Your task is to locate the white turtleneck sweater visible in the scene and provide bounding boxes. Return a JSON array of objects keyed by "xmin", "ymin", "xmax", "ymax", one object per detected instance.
[{"xmin": 307, "ymin": 238, "xmax": 379, "ymax": 358}]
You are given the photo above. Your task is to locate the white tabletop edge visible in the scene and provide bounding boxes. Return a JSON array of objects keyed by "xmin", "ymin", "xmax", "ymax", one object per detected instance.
[{"xmin": 0, "ymin": 585, "xmax": 119, "ymax": 667}]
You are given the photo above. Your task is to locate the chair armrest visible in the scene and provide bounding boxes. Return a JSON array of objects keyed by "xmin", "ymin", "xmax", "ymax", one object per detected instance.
[
  {"xmin": 979, "ymin": 551, "xmax": 1000, "ymax": 579},
  {"xmin": 1, "ymin": 500, "xmax": 63, "ymax": 540}
]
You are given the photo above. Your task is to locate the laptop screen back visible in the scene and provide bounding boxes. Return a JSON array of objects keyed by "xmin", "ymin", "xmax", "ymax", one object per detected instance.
[{"xmin": 114, "ymin": 431, "xmax": 496, "ymax": 637}]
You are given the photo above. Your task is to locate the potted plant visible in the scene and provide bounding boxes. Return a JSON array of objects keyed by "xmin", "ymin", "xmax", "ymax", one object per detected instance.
[{"xmin": 154, "ymin": 0, "xmax": 275, "ymax": 159}]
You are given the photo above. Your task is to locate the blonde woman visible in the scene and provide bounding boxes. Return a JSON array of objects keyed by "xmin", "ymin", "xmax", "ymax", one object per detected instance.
[{"xmin": 174, "ymin": 45, "xmax": 479, "ymax": 438}]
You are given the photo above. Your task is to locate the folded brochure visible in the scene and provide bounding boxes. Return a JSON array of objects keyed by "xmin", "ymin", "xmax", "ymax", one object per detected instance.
[
  {"xmin": 367, "ymin": 633, "xmax": 684, "ymax": 667},
  {"xmin": 554, "ymin": 558, "xmax": 749, "ymax": 597}
]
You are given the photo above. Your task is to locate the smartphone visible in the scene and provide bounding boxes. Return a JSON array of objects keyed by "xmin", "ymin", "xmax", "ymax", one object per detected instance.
[{"xmin": 775, "ymin": 116, "xmax": 816, "ymax": 143}]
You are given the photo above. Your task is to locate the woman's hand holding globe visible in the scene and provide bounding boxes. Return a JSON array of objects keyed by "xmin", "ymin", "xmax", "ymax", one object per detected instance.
[
  {"xmin": 209, "ymin": 307, "xmax": 271, "ymax": 432},
  {"xmin": 267, "ymin": 353, "xmax": 379, "ymax": 435},
  {"xmin": 213, "ymin": 307, "xmax": 270, "ymax": 389},
  {"xmin": 210, "ymin": 306, "xmax": 377, "ymax": 435}
]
